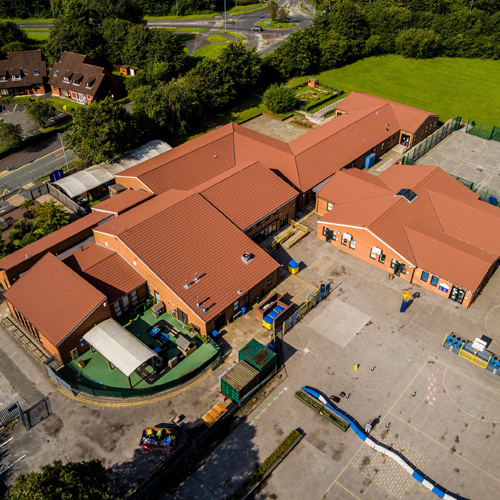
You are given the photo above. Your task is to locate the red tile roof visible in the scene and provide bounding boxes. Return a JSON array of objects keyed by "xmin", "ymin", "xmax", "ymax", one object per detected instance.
[
  {"xmin": 91, "ymin": 190, "xmax": 153, "ymax": 216},
  {"xmin": 337, "ymin": 92, "xmax": 438, "ymax": 132},
  {"xmin": 317, "ymin": 169, "xmax": 391, "ymax": 205},
  {"xmin": 318, "ymin": 165, "xmax": 499, "ymax": 291},
  {"xmin": 3, "ymin": 253, "xmax": 107, "ymax": 346},
  {"xmin": 195, "ymin": 161, "xmax": 298, "ymax": 230},
  {"xmin": 63, "ymin": 244, "xmax": 145, "ymax": 304},
  {"xmin": 0, "ymin": 211, "xmax": 111, "ymax": 273},
  {"xmin": 99, "ymin": 192, "xmax": 279, "ymax": 324}
]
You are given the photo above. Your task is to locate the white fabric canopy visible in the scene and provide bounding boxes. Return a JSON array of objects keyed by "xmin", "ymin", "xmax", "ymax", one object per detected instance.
[
  {"xmin": 52, "ymin": 140, "xmax": 171, "ymax": 199},
  {"xmin": 84, "ymin": 319, "xmax": 157, "ymax": 377}
]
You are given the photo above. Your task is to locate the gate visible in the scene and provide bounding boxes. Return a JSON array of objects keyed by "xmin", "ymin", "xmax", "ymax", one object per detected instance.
[
  {"xmin": 44, "ymin": 363, "xmax": 74, "ymax": 396},
  {"xmin": 24, "ymin": 397, "xmax": 52, "ymax": 430},
  {"xmin": 0, "ymin": 402, "xmax": 26, "ymax": 429}
]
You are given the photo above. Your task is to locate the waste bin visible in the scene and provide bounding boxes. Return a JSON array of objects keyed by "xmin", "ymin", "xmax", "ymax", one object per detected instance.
[{"xmin": 288, "ymin": 260, "xmax": 299, "ymax": 274}]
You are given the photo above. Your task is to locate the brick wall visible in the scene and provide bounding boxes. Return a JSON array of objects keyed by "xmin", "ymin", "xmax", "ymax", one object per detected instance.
[
  {"xmin": 317, "ymin": 222, "xmax": 414, "ymax": 284},
  {"xmin": 109, "ymin": 283, "xmax": 148, "ymax": 319},
  {"xmin": 316, "ymin": 196, "xmax": 336, "ymax": 216},
  {"xmin": 412, "ymin": 116, "xmax": 440, "ymax": 147},
  {"xmin": 113, "ymin": 178, "xmax": 153, "ymax": 192},
  {"xmin": 243, "ymin": 198, "xmax": 297, "ymax": 239}
]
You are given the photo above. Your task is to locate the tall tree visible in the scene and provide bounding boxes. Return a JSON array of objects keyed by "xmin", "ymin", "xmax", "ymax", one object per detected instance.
[
  {"xmin": 147, "ymin": 28, "xmax": 186, "ymax": 74},
  {"xmin": 89, "ymin": 0, "xmax": 144, "ymax": 25},
  {"xmin": 268, "ymin": 1, "xmax": 278, "ymax": 22},
  {"xmin": 278, "ymin": 5, "xmax": 289, "ymax": 24},
  {"xmin": 100, "ymin": 18, "xmax": 134, "ymax": 65},
  {"xmin": 263, "ymin": 84, "xmax": 296, "ymax": 114},
  {"xmin": 65, "ymin": 97, "xmax": 138, "ymax": 165},
  {"xmin": 0, "ymin": 121, "xmax": 23, "ymax": 150},
  {"xmin": 7, "ymin": 460, "xmax": 112, "ymax": 500},
  {"xmin": 122, "ymin": 23, "xmax": 151, "ymax": 67},
  {"xmin": 33, "ymin": 199, "xmax": 70, "ymax": 236},
  {"xmin": 23, "ymin": 99, "xmax": 56, "ymax": 129}
]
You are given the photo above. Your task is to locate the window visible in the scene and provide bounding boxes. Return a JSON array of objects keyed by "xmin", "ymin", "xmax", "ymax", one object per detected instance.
[
  {"xmin": 272, "ymin": 210, "xmax": 278, "ymax": 216},
  {"xmin": 372, "ymin": 147, "xmax": 376, "ymax": 154},
  {"xmin": 265, "ymin": 215, "xmax": 270, "ymax": 221},
  {"xmin": 381, "ymin": 142, "xmax": 385, "ymax": 151},
  {"xmin": 349, "ymin": 239, "xmax": 356, "ymax": 249},
  {"xmin": 63, "ymin": 76, "xmax": 69, "ymax": 82},
  {"xmin": 0, "ymin": 76, "xmax": 6, "ymax": 81},
  {"xmin": 425, "ymin": 126, "xmax": 428, "ymax": 133},
  {"xmin": 341, "ymin": 236, "xmax": 347, "ymax": 246},
  {"xmin": 54, "ymin": 70, "xmax": 59, "ymax": 76},
  {"xmin": 420, "ymin": 271, "xmax": 429, "ymax": 282},
  {"xmin": 113, "ymin": 301, "xmax": 122, "ymax": 317},
  {"xmin": 267, "ymin": 274, "xmax": 273, "ymax": 286},
  {"xmin": 421, "ymin": 129, "xmax": 424, "ymax": 137},
  {"xmin": 131, "ymin": 290, "xmax": 138, "ymax": 306},
  {"xmin": 390, "ymin": 259, "xmax": 396, "ymax": 269},
  {"xmin": 34, "ymin": 69, "xmax": 40, "ymax": 75},
  {"xmin": 234, "ymin": 300, "xmax": 239, "ymax": 312},
  {"xmin": 0, "ymin": 89, "xmax": 9, "ymax": 96},
  {"xmin": 430, "ymin": 275, "xmax": 439, "ymax": 287},
  {"xmin": 370, "ymin": 248, "xmax": 377, "ymax": 260},
  {"xmin": 256, "ymin": 221, "xmax": 261, "ymax": 227},
  {"xmin": 11, "ymin": 74, "xmax": 21, "ymax": 81},
  {"xmin": 322, "ymin": 226, "xmax": 328, "ymax": 237},
  {"xmin": 147, "ymin": 285, "xmax": 153, "ymax": 298},
  {"xmin": 378, "ymin": 253, "xmax": 385, "ymax": 264},
  {"xmin": 327, "ymin": 202, "xmax": 333, "ymax": 211}
]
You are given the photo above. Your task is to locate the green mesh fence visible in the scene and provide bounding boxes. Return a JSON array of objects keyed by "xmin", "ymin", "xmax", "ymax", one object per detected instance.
[
  {"xmin": 401, "ymin": 116, "xmax": 461, "ymax": 166},
  {"xmin": 451, "ymin": 175, "xmax": 475, "ymax": 191},
  {"xmin": 465, "ymin": 120, "xmax": 500, "ymax": 142}
]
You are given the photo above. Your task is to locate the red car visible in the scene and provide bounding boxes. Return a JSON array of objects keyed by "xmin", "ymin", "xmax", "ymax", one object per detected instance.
[{"xmin": 140, "ymin": 427, "xmax": 177, "ymax": 452}]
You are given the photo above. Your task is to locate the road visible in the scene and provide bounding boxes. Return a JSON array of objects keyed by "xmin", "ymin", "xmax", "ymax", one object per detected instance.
[
  {"xmin": 0, "ymin": 147, "xmax": 76, "ymax": 193},
  {"xmin": 17, "ymin": 0, "xmax": 313, "ymax": 52}
]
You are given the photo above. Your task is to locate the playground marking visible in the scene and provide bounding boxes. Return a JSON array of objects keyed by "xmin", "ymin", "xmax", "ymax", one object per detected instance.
[
  {"xmin": 382, "ymin": 343, "xmax": 411, "ymax": 365},
  {"xmin": 389, "ymin": 411, "xmax": 500, "ymax": 485},
  {"xmin": 425, "ymin": 373, "xmax": 439, "ymax": 407},
  {"xmin": 244, "ymin": 387, "xmax": 288, "ymax": 431},
  {"xmin": 442, "ymin": 367, "xmax": 500, "ymax": 423},
  {"xmin": 333, "ymin": 480, "xmax": 362, "ymax": 499},
  {"xmin": 297, "ymin": 342, "xmax": 318, "ymax": 357},
  {"xmin": 319, "ymin": 358, "xmax": 430, "ymax": 500}
]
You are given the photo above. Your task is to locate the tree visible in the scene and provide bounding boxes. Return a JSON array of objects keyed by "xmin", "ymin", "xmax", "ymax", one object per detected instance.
[
  {"xmin": 33, "ymin": 199, "xmax": 70, "ymax": 236},
  {"xmin": 395, "ymin": 28, "xmax": 442, "ymax": 58},
  {"xmin": 278, "ymin": 5, "xmax": 289, "ymax": 24},
  {"xmin": 100, "ymin": 18, "xmax": 134, "ymax": 66},
  {"xmin": 23, "ymin": 99, "xmax": 56, "ymax": 129},
  {"xmin": 0, "ymin": 121, "xmax": 23, "ymax": 150},
  {"xmin": 319, "ymin": 32, "xmax": 351, "ymax": 70},
  {"xmin": 0, "ymin": 21, "xmax": 27, "ymax": 45},
  {"xmin": 217, "ymin": 42, "xmax": 261, "ymax": 93},
  {"xmin": 89, "ymin": 0, "xmax": 144, "ymax": 25},
  {"xmin": 147, "ymin": 28, "xmax": 187, "ymax": 75},
  {"xmin": 263, "ymin": 84, "xmax": 296, "ymax": 114},
  {"xmin": 7, "ymin": 459, "xmax": 112, "ymax": 500},
  {"xmin": 122, "ymin": 24, "xmax": 151, "ymax": 67},
  {"xmin": 130, "ymin": 79, "xmax": 201, "ymax": 136},
  {"xmin": 269, "ymin": 1, "xmax": 278, "ymax": 22},
  {"xmin": 65, "ymin": 97, "xmax": 138, "ymax": 164}
]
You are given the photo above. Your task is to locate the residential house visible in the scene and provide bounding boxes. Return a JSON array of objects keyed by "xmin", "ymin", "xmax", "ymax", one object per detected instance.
[{"xmin": 0, "ymin": 50, "xmax": 47, "ymax": 98}]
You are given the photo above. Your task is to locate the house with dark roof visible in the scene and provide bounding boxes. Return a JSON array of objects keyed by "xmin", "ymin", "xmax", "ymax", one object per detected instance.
[
  {"xmin": 47, "ymin": 52, "xmax": 121, "ymax": 105},
  {"xmin": 3, "ymin": 253, "xmax": 111, "ymax": 364},
  {"xmin": 63, "ymin": 243, "xmax": 148, "ymax": 319},
  {"xmin": 0, "ymin": 50, "xmax": 47, "ymax": 98},
  {"xmin": 317, "ymin": 164, "xmax": 500, "ymax": 307}
]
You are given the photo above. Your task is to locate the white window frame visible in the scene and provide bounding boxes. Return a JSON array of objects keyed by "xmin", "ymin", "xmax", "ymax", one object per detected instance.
[
  {"xmin": 131, "ymin": 290, "xmax": 139, "ymax": 306},
  {"xmin": 113, "ymin": 301, "xmax": 122, "ymax": 317},
  {"xmin": 327, "ymin": 202, "xmax": 333, "ymax": 211}
]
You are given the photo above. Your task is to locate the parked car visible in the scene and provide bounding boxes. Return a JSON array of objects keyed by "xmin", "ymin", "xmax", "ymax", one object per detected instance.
[{"xmin": 250, "ymin": 26, "xmax": 263, "ymax": 31}]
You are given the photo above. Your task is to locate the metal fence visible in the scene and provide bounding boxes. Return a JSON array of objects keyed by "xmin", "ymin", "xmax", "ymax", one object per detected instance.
[
  {"xmin": 401, "ymin": 116, "xmax": 462, "ymax": 165},
  {"xmin": 450, "ymin": 175, "xmax": 500, "ymax": 207},
  {"xmin": 465, "ymin": 120, "xmax": 500, "ymax": 142},
  {"xmin": 48, "ymin": 183, "xmax": 86, "ymax": 215},
  {"xmin": 51, "ymin": 339, "xmax": 222, "ymax": 399},
  {"xmin": 282, "ymin": 283, "xmax": 332, "ymax": 335},
  {"xmin": 0, "ymin": 402, "xmax": 26, "ymax": 429}
]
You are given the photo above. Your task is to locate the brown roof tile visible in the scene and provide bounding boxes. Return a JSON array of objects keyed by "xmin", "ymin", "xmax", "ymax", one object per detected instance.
[
  {"xmin": 3, "ymin": 253, "xmax": 106, "ymax": 346},
  {"xmin": 0, "ymin": 51, "xmax": 46, "ymax": 89},
  {"xmin": 91, "ymin": 190, "xmax": 153, "ymax": 216},
  {"xmin": 196, "ymin": 161, "xmax": 298, "ymax": 230},
  {"xmin": 0, "ymin": 211, "xmax": 111, "ymax": 273},
  {"xmin": 111, "ymin": 193, "xmax": 279, "ymax": 324},
  {"xmin": 318, "ymin": 164, "xmax": 500, "ymax": 291},
  {"xmin": 63, "ymin": 244, "xmax": 145, "ymax": 304}
]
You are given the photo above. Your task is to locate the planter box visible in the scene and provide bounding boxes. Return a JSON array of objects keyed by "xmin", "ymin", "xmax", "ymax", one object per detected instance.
[{"xmin": 256, "ymin": 293, "xmax": 282, "ymax": 321}]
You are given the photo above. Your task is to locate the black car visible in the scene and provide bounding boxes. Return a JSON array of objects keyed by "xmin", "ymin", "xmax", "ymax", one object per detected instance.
[{"xmin": 250, "ymin": 26, "xmax": 263, "ymax": 31}]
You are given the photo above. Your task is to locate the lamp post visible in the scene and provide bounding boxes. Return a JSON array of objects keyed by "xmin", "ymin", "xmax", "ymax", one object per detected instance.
[
  {"xmin": 49, "ymin": 0, "xmax": 56, "ymax": 20},
  {"xmin": 469, "ymin": 0, "xmax": 474, "ymax": 9},
  {"xmin": 224, "ymin": 0, "xmax": 227, "ymax": 33},
  {"xmin": 176, "ymin": 0, "xmax": 178, "ymax": 17}
]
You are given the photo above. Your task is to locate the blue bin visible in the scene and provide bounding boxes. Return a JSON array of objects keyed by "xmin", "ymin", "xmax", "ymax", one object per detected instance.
[{"xmin": 488, "ymin": 197, "xmax": 498, "ymax": 206}]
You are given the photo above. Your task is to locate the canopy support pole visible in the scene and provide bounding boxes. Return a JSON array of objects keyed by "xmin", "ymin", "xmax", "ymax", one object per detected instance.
[{"xmin": 128, "ymin": 376, "xmax": 132, "ymax": 389}]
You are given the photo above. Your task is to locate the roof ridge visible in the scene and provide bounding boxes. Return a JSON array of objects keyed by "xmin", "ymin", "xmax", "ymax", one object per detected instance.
[
  {"xmin": 401, "ymin": 226, "xmax": 418, "ymax": 267},
  {"xmin": 388, "ymin": 103, "xmax": 402, "ymax": 129}
]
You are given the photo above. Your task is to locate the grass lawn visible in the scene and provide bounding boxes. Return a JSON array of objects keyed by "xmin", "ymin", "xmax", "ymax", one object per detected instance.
[
  {"xmin": 207, "ymin": 34, "xmax": 228, "ymax": 43},
  {"xmin": 26, "ymin": 32, "xmax": 49, "ymax": 41},
  {"xmin": 176, "ymin": 33, "xmax": 199, "ymax": 41},
  {"xmin": 257, "ymin": 20, "xmax": 296, "ymax": 29},
  {"xmin": 288, "ymin": 55, "xmax": 500, "ymax": 124},
  {"xmin": 173, "ymin": 27, "xmax": 209, "ymax": 32},
  {"xmin": 191, "ymin": 43, "xmax": 226, "ymax": 64},
  {"xmin": 22, "ymin": 28, "xmax": 50, "ymax": 31},
  {"xmin": 218, "ymin": 29, "xmax": 246, "ymax": 40},
  {"xmin": 294, "ymin": 84, "xmax": 340, "ymax": 108},
  {"xmin": 0, "ymin": 17, "xmax": 52, "ymax": 23}
]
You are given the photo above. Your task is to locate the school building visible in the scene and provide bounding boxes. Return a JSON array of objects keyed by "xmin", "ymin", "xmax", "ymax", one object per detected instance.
[{"xmin": 317, "ymin": 164, "xmax": 500, "ymax": 307}]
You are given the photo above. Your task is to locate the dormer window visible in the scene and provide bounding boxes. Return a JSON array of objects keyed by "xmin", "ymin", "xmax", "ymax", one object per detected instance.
[
  {"xmin": 11, "ymin": 74, "xmax": 21, "ymax": 81},
  {"xmin": 86, "ymin": 79, "xmax": 95, "ymax": 89},
  {"xmin": 23, "ymin": 69, "xmax": 28, "ymax": 76},
  {"xmin": 395, "ymin": 189, "xmax": 417, "ymax": 203},
  {"xmin": 0, "ymin": 76, "xmax": 6, "ymax": 81},
  {"xmin": 34, "ymin": 69, "xmax": 40, "ymax": 76},
  {"xmin": 63, "ymin": 76, "xmax": 69, "ymax": 82}
]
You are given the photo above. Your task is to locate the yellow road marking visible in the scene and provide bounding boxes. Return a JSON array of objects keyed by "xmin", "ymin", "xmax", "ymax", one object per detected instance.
[
  {"xmin": 442, "ymin": 367, "xmax": 500, "ymax": 423},
  {"xmin": 334, "ymin": 480, "xmax": 362, "ymax": 499},
  {"xmin": 319, "ymin": 358, "xmax": 430, "ymax": 499},
  {"xmin": 389, "ymin": 412, "xmax": 500, "ymax": 485},
  {"xmin": 52, "ymin": 367, "xmax": 213, "ymax": 407}
]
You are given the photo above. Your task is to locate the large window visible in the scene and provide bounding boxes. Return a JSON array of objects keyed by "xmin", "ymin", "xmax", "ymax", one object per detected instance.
[
  {"xmin": 370, "ymin": 248, "xmax": 377, "ymax": 260},
  {"xmin": 349, "ymin": 239, "xmax": 356, "ymax": 249},
  {"xmin": 420, "ymin": 271, "xmax": 429, "ymax": 282},
  {"xmin": 131, "ymin": 290, "xmax": 138, "ymax": 306},
  {"xmin": 430, "ymin": 275, "xmax": 439, "ymax": 287},
  {"xmin": 251, "ymin": 220, "xmax": 278, "ymax": 244},
  {"xmin": 113, "ymin": 301, "xmax": 122, "ymax": 317}
]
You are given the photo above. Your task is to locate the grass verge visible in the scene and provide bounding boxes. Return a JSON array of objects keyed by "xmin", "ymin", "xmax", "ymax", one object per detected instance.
[
  {"xmin": 25, "ymin": 32, "xmax": 49, "ymax": 41},
  {"xmin": 231, "ymin": 430, "xmax": 302, "ymax": 500},
  {"xmin": 207, "ymin": 34, "xmax": 228, "ymax": 43},
  {"xmin": 176, "ymin": 33, "xmax": 199, "ymax": 41},
  {"xmin": 0, "ymin": 17, "xmax": 52, "ymax": 23},
  {"xmin": 172, "ymin": 27, "xmax": 209, "ymax": 32},
  {"xmin": 288, "ymin": 55, "xmax": 500, "ymax": 124},
  {"xmin": 257, "ymin": 20, "xmax": 296, "ymax": 29},
  {"xmin": 217, "ymin": 30, "xmax": 246, "ymax": 40},
  {"xmin": 190, "ymin": 43, "xmax": 225, "ymax": 65}
]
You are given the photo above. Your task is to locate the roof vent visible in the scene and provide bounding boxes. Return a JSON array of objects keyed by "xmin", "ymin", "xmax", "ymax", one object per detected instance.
[
  {"xmin": 184, "ymin": 279, "xmax": 190, "ymax": 290},
  {"xmin": 194, "ymin": 272, "xmax": 200, "ymax": 283},
  {"xmin": 214, "ymin": 155, "xmax": 217, "ymax": 159},
  {"xmin": 376, "ymin": 111, "xmax": 379, "ymax": 115},
  {"xmin": 395, "ymin": 188, "xmax": 418, "ymax": 203},
  {"xmin": 385, "ymin": 123, "xmax": 389, "ymax": 126},
  {"xmin": 241, "ymin": 253, "xmax": 253, "ymax": 265},
  {"xmin": 196, "ymin": 297, "xmax": 201, "ymax": 309},
  {"xmin": 202, "ymin": 302, "xmax": 208, "ymax": 314}
]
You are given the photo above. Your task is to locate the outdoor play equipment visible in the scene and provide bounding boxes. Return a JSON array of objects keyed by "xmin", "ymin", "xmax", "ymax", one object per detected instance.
[
  {"xmin": 400, "ymin": 291, "xmax": 412, "ymax": 313},
  {"xmin": 300, "ymin": 386, "xmax": 461, "ymax": 499}
]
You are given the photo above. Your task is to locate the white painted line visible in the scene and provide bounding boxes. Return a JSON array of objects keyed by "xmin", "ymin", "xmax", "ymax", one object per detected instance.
[
  {"xmin": 13, "ymin": 104, "xmax": 17, "ymax": 112},
  {"xmin": 0, "ymin": 437, "xmax": 13, "ymax": 448},
  {"xmin": 0, "ymin": 454, "xmax": 25, "ymax": 475}
]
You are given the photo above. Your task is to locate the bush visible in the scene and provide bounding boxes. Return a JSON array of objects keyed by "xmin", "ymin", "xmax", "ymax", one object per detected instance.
[
  {"xmin": 263, "ymin": 84, "xmax": 297, "ymax": 114},
  {"xmin": 395, "ymin": 28, "xmax": 442, "ymax": 59}
]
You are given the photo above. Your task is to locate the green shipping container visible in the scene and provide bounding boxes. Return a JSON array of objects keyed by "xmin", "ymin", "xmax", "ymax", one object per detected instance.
[
  {"xmin": 220, "ymin": 361, "xmax": 260, "ymax": 403},
  {"xmin": 239, "ymin": 339, "xmax": 277, "ymax": 382}
]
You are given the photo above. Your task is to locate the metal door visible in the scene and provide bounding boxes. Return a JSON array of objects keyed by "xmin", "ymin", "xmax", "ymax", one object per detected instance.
[{"xmin": 449, "ymin": 286, "xmax": 465, "ymax": 305}]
